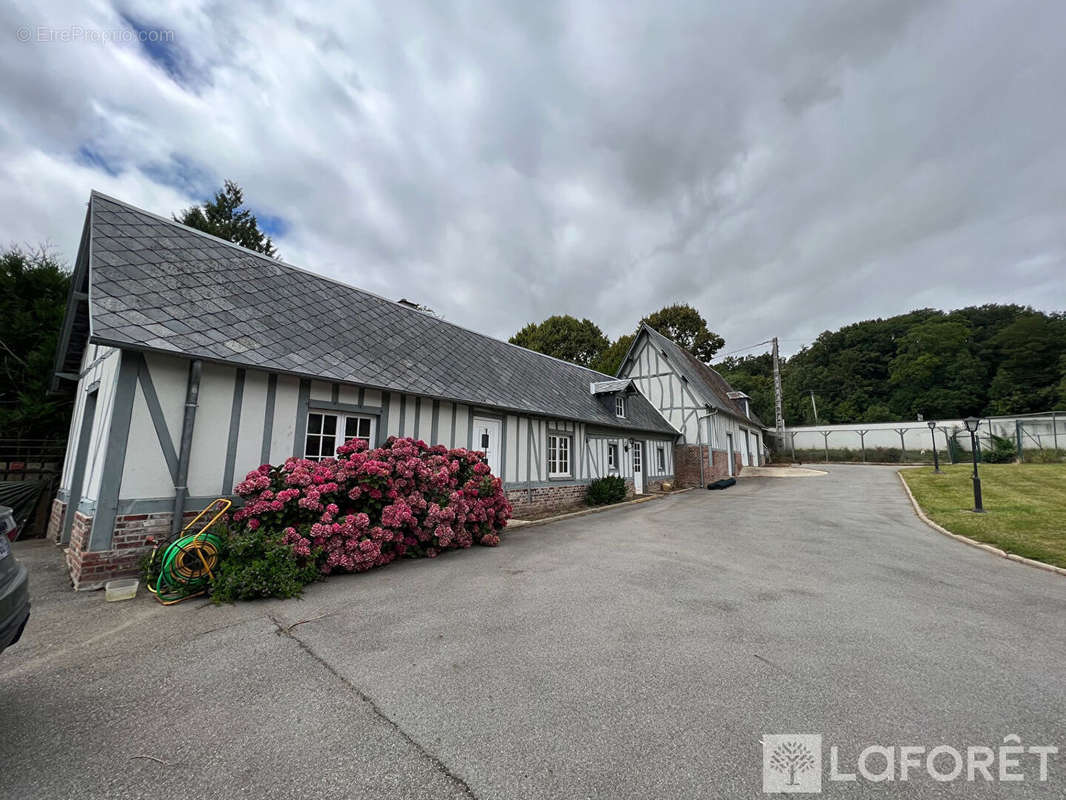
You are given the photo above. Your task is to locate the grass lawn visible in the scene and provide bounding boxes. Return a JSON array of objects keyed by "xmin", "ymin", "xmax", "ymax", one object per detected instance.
[{"xmin": 901, "ymin": 463, "xmax": 1066, "ymax": 568}]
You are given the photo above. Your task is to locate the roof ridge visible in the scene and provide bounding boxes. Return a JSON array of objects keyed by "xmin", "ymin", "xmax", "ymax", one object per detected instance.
[{"xmin": 88, "ymin": 190, "xmax": 620, "ymax": 381}]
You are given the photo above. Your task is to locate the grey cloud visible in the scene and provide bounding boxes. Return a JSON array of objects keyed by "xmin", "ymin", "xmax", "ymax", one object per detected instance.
[{"xmin": 0, "ymin": 0, "xmax": 1063, "ymax": 361}]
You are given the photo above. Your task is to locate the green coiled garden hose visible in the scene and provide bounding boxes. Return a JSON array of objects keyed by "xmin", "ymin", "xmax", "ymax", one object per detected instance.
[{"xmin": 146, "ymin": 498, "xmax": 230, "ymax": 605}]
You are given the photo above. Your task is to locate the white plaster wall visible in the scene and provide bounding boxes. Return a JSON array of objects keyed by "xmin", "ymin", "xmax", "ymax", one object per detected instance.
[
  {"xmin": 385, "ymin": 393, "xmax": 402, "ymax": 437},
  {"xmin": 81, "ymin": 348, "xmax": 123, "ymax": 503},
  {"xmin": 60, "ymin": 344, "xmax": 121, "ymax": 503},
  {"xmin": 413, "ymin": 397, "xmax": 430, "ymax": 440},
  {"xmin": 187, "ymin": 361, "xmax": 236, "ymax": 497},
  {"xmin": 119, "ymin": 353, "xmax": 185, "ymax": 499},
  {"xmin": 234, "ymin": 370, "xmax": 268, "ymax": 477},
  {"xmin": 453, "ymin": 403, "xmax": 470, "ymax": 449},
  {"xmin": 121, "ymin": 380, "xmax": 174, "ymax": 499},
  {"xmin": 267, "ymin": 375, "xmax": 300, "ymax": 464},
  {"xmin": 505, "ymin": 414, "xmax": 519, "ymax": 481},
  {"xmin": 309, "ymin": 380, "xmax": 332, "ymax": 401},
  {"xmin": 644, "ymin": 438, "xmax": 675, "ymax": 477}
]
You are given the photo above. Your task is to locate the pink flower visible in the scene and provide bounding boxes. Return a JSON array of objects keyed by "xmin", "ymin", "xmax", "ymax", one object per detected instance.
[{"xmin": 232, "ymin": 436, "xmax": 511, "ymax": 576}]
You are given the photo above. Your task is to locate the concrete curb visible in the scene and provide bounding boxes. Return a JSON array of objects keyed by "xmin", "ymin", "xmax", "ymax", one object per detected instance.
[
  {"xmin": 896, "ymin": 469, "xmax": 1066, "ymax": 578},
  {"xmin": 507, "ymin": 488, "xmax": 693, "ymax": 531}
]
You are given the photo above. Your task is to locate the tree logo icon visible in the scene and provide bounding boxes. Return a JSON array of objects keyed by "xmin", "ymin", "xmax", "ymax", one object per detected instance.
[
  {"xmin": 762, "ymin": 734, "xmax": 822, "ymax": 793},
  {"xmin": 770, "ymin": 741, "xmax": 817, "ymax": 785}
]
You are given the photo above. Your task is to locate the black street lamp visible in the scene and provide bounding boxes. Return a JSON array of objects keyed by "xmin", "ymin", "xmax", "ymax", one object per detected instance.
[
  {"xmin": 963, "ymin": 416, "xmax": 984, "ymax": 513},
  {"xmin": 926, "ymin": 420, "xmax": 941, "ymax": 473}
]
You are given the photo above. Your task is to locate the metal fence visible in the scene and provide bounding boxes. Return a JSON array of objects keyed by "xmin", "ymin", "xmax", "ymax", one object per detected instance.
[
  {"xmin": 0, "ymin": 439, "xmax": 67, "ymax": 538},
  {"xmin": 778, "ymin": 411, "xmax": 1065, "ymax": 465}
]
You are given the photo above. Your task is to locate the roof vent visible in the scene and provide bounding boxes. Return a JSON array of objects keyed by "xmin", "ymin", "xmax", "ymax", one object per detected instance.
[
  {"xmin": 727, "ymin": 391, "xmax": 751, "ymax": 419},
  {"xmin": 397, "ymin": 298, "xmax": 435, "ymax": 315},
  {"xmin": 590, "ymin": 379, "xmax": 634, "ymax": 395}
]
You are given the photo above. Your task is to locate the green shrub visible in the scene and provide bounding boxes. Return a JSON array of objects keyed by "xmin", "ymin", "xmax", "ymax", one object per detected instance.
[
  {"xmin": 982, "ymin": 434, "xmax": 1016, "ymax": 464},
  {"xmin": 587, "ymin": 475, "xmax": 628, "ymax": 506},
  {"xmin": 1025, "ymin": 448, "xmax": 1066, "ymax": 463},
  {"xmin": 793, "ymin": 446, "xmax": 907, "ymax": 463},
  {"xmin": 210, "ymin": 525, "xmax": 321, "ymax": 603}
]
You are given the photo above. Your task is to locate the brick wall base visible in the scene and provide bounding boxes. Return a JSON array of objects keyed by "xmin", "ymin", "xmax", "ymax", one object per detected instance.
[
  {"xmin": 674, "ymin": 445, "xmax": 744, "ymax": 488},
  {"xmin": 46, "ymin": 497, "xmax": 66, "ymax": 543},
  {"xmin": 506, "ymin": 477, "xmax": 674, "ymax": 519},
  {"xmin": 63, "ymin": 509, "xmax": 197, "ymax": 591},
  {"xmin": 507, "ymin": 484, "xmax": 592, "ymax": 518}
]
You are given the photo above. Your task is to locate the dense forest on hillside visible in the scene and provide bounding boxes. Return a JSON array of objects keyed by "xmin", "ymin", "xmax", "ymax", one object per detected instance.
[{"xmin": 717, "ymin": 305, "xmax": 1066, "ymax": 426}]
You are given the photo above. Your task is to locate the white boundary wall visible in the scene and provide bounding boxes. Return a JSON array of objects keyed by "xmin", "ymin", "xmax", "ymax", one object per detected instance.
[{"xmin": 787, "ymin": 413, "xmax": 1065, "ymax": 453}]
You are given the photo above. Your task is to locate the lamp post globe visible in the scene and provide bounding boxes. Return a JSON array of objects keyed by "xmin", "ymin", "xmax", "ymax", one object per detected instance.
[
  {"xmin": 927, "ymin": 420, "xmax": 941, "ymax": 473},
  {"xmin": 963, "ymin": 416, "xmax": 984, "ymax": 513}
]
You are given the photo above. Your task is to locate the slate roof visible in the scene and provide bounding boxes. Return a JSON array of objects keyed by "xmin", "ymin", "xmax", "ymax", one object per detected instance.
[
  {"xmin": 630, "ymin": 324, "xmax": 765, "ymax": 426},
  {"xmin": 74, "ymin": 192, "xmax": 678, "ymax": 436}
]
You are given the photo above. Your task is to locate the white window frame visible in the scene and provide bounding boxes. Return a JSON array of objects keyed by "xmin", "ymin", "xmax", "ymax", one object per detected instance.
[
  {"xmin": 547, "ymin": 433, "xmax": 572, "ymax": 478},
  {"xmin": 657, "ymin": 446, "xmax": 666, "ymax": 472},
  {"xmin": 607, "ymin": 442, "xmax": 618, "ymax": 471},
  {"xmin": 615, "ymin": 395, "xmax": 626, "ymax": 418},
  {"xmin": 304, "ymin": 411, "xmax": 376, "ymax": 461}
]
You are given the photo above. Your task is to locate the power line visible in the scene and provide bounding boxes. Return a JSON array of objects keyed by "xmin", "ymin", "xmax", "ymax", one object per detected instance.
[
  {"xmin": 719, "ymin": 337, "xmax": 812, "ymax": 360},
  {"xmin": 719, "ymin": 339, "xmax": 773, "ymax": 358}
]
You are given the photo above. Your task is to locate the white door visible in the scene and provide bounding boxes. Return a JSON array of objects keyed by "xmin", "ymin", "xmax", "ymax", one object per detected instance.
[
  {"xmin": 726, "ymin": 433, "xmax": 735, "ymax": 477},
  {"xmin": 473, "ymin": 417, "xmax": 502, "ymax": 477},
  {"xmin": 632, "ymin": 441, "xmax": 644, "ymax": 494},
  {"xmin": 742, "ymin": 430, "xmax": 751, "ymax": 466},
  {"xmin": 750, "ymin": 431, "xmax": 760, "ymax": 466}
]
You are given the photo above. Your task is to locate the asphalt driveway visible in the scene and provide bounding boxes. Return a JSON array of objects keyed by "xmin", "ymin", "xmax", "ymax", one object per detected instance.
[{"xmin": 2, "ymin": 465, "xmax": 1065, "ymax": 798}]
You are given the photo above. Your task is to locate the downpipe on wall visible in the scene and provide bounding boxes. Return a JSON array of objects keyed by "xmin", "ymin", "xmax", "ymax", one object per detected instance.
[
  {"xmin": 171, "ymin": 359, "xmax": 203, "ymax": 536},
  {"xmin": 694, "ymin": 407, "xmax": 718, "ymax": 488}
]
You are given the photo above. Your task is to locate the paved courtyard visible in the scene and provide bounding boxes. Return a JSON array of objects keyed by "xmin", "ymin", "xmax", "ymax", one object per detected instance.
[{"xmin": 2, "ymin": 465, "xmax": 1065, "ymax": 798}]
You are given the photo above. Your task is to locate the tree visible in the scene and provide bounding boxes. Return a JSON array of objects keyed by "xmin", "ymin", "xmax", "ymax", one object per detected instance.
[
  {"xmin": 0, "ymin": 247, "xmax": 73, "ymax": 440},
  {"xmin": 763, "ymin": 305, "xmax": 1066, "ymax": 424},
  {"xmin": 509, "ymin": 315, "xmax": 610, "ymax": 367},
  {"xmin": 175, "ymin": 180, "xmax": 278, "ymax": 257},
  {"xmin": 715, "ymin": 352, "xmax": 774, "ymax": 421},
  {"xmin": 1058, "ymin": 355, "xmax": 1066, "ymax": 409},
  {"xmin": 641, "ymin": 304, "xmax": 724, "ymax": 362},
  {"xmin": 592, "ymin": 333, "xmax": 635, "ymax": 376},
  {"xmin": 887, "ymin": 318, "xmax": 984, "ymax": 419},
  {"xmin": 986, "ymin": 313, "xmax": 1066, "ymax": 414}
]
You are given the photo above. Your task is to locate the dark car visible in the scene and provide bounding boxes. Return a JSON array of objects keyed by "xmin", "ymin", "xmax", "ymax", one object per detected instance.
[{"xmin": 0, "ymin": 505, "xmax": 30, "ymax": 653}]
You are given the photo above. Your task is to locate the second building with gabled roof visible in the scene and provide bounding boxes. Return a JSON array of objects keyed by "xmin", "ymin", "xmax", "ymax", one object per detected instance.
[{"xmin": 616, "ymin": 323, "xmax": 766, "ymax": 486}]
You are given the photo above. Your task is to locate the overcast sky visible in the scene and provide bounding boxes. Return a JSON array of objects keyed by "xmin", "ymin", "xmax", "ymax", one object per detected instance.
[{"xmin": 2, "ymin": 0, "xmax": 1064, "ymax": 358}]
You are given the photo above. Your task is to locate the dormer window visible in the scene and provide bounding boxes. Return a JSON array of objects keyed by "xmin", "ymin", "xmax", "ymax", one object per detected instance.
[{"xmin": 615, "ymin": 396, "xmax": 626, "ymax": 418}]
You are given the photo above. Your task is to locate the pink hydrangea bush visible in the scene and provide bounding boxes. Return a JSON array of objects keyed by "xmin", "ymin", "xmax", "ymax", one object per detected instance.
[{"xmin": 232, "ymin": 437, "xmax": 511, "ymax": 575}]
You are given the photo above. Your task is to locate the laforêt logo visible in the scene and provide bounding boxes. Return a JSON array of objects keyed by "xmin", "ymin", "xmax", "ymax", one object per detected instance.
[
  {"xmin": 761, "ymin": 732, "xmax": 1058, "ymax": 793},
  {"xmin": 763, "ymin": 734, "xmax": 822, "ymax": 793}
]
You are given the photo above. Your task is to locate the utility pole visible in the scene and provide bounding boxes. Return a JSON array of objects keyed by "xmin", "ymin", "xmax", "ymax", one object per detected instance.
[
  {"xmin": 808, "ymin": 389, "xmax": 819, "ymax": 425},
  {"xmin": 772, "ymin": 337, "xmax": 785, "ymax": 450}
]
